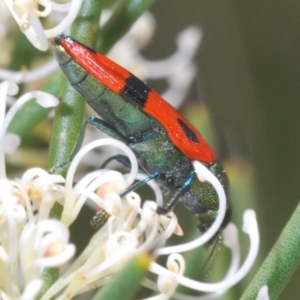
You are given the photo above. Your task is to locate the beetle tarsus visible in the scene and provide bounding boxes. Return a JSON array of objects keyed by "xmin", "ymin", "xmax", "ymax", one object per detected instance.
[{"xmin": 156, "ymin": 206, "xmax": 171, "ymax": 215}]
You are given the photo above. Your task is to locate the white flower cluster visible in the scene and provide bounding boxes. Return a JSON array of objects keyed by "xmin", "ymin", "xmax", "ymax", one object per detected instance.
[
  {"xmin": 0, "ymin": 82, "xmax": 260, "ymax": 299},
  {"xmin": 3, "ymin": 0, "xmax": 82, "ymax": 51},
  {"xmin": 0, "ymin": 81, "xmax": 73, "ymax": 299}
]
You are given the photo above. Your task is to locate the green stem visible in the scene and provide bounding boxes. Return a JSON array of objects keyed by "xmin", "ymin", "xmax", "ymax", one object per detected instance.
[
  {"xmin": 46, "ymin": 0, "xmax": 103, "ymax": 174},
  {"xmin": 240, "ymin": 202, "xmax": 300, "ymax": 300},
  {"xmin": 97, "ymin": 0, "xmax": 157, "ymax": 53},
  {"xmin": 35, "ymin": 268, "xmax": 59, "ymax": 300},
  {"xmin": 38, "ymin": 2, "xmax": 103, "ymax": 299},
  {"xmin": 92, "ymin": 251, "xmax": 153, "ymax": 300}
]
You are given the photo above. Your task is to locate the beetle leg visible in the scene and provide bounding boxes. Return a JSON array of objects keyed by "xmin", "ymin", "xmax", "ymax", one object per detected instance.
[
  {"xmin": 50, "ymin": 116, "xmax": 128, "ymax": 172},
  {"xmin": 100, "ymin": 154, "xmax": 131, "ymax": 169},
  {"xmin": 88, "ymin": 116, "xmax": 128, "ymax": 142},
  {"xmin": 156, "ymin": 175, "xmax": 195, "ymax": 215},
  {"xmin": 120, "ymin": 172, "xmax": 160, "ymax": 197}
]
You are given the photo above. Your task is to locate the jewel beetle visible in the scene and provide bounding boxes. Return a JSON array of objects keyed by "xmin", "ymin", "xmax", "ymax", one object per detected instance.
[{"xmin": 52, "ymin": 35, "xmax": 231, "ymax": 234}]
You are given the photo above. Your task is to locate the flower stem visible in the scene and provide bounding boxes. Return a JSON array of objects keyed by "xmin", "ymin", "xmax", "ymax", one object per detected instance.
[
  {"xmin": 41, "ymin": 1, "xmax": 103, "ymax": 298},
  {"xmin": 46, "ymin": 0, "xmax": 103, "ymax": 175}
]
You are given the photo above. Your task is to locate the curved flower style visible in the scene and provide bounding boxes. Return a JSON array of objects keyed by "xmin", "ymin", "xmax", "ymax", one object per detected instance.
[
  {"xmin": 0, "ymin": 81, "xmax": 260, "ymax": 300},
  {"xmin": 3, "ymin": 0, "xmax": 82, "ymax": 51},
  {"xmin": 0, "ymin": 81, "xmax": 72, "ymax": 300},
  {"xmin": 1, "ymin": 0, "xmax": 83, "ymax": 84}
]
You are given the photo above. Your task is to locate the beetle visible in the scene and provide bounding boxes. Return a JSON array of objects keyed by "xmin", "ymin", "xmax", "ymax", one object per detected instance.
[{"xmin": 52, "ymin": 35, "xmax": 231, "ymax": 234}]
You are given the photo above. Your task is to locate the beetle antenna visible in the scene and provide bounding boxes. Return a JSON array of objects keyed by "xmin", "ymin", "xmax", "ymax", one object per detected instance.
[{"xmin": 199, "ymin": 233, "xmax": 223, "ymax": 281}]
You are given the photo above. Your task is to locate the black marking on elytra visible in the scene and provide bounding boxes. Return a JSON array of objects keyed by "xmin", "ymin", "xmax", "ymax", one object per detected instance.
[
  {"xmin": 177, "ymin": 118, "xmax": 199, "ymax": 143},
  {"xmin": 120, "ymin": 75, "xmax": 151, "ymax": 108}
]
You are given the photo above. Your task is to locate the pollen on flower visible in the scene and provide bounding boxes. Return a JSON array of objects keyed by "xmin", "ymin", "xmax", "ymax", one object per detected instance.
[
  {"xmin": 95, "ymin": 179, "xmax": 127, "ymax": 197},
  {"xmin": 20, "ymin": 20, "xmax": 30, "ymax": 32},
  {"xmin": 77, "ymin": 271, "xmax": 88, "ymax": 281},
  {"xmin": 136, "ymin": 251, "xmax": 153, "ymax": 269},
  {"xmin": 44, "ymin": 242, "xmax": 65, "ymax": 257},
  {"xmin": 169, "ymin": 263, "xmax": 179, "ymax": 274},
  {"xmin": 0, "ymin": 208, "xmax": 6, "ymax": 224},
  {"xmin": 32, "ymin": 187, "xmax": 42, "ymax": 199},
  {"xmin": 0, "ymin": 245, "xmax": 9, "ymax": 262},
  {"xmin": 157, "ymin": 272, "xmax": 177, "ymax": 295}
]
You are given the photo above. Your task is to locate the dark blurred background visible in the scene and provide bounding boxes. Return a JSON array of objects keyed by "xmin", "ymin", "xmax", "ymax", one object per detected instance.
[{"xmin": 148, "ymin": 1, "xmax": 300, "ymax": 299}]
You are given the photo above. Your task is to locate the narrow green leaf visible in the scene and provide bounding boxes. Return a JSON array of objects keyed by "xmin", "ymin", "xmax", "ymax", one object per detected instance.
[
  {"xmin": 97, "ymin": 0, "xmax": 157, "ymax": 53},
  {"xmin": 240, "ymin": 202, "xmax": 300, "ymax": 300},
  {"xmin": 35, "ymin": 268, "xmax": 59, "ymax": 300},
  {"xmin": 7, "ymin": 73, "xmax": 61, "ymax": 138},
  {"xmin": 92, "ymin": 251, "xmax": 153, "ymax": 300}
]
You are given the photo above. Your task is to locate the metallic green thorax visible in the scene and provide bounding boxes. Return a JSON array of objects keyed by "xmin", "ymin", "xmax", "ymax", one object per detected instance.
[{"xmin": 53, "ymin": 44, "xmax": 230, "ymax": 232}]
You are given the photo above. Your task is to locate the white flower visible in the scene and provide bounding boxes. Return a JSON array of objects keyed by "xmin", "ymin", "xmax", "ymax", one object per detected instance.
[
  {"xmin": 0, "ymin": 4, "xmax": 260, "ymax": 295},
  {"xmin": 0, "ymin": 81, "xmax": 260, "ymax": 299},
  {"xmin": 0, "ymin": 0, "xmax": 83, "ymax": 83},
  {"xmin": 3, "ymin": 0, "xmax": 82, "ymax": 51},
  {"xmin": 41, "ymin": 138, "xmax": 260, "ymax": 300},
  {"xmin": 0, "ymin": 81, "xmax": 71, "ymax": 300}
]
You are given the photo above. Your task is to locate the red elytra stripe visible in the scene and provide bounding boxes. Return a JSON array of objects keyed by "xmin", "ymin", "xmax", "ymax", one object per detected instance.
[
  {"xmin": 59, "ymin": 36, "xmax": 216, "ymax": 163},
  {"xmin": 59, "ymin": 37, "xmax": 130, "ymax": 94},
  {"xmin": 144, "ymin": 91, "xmax": 216, "ymax": 163}
]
